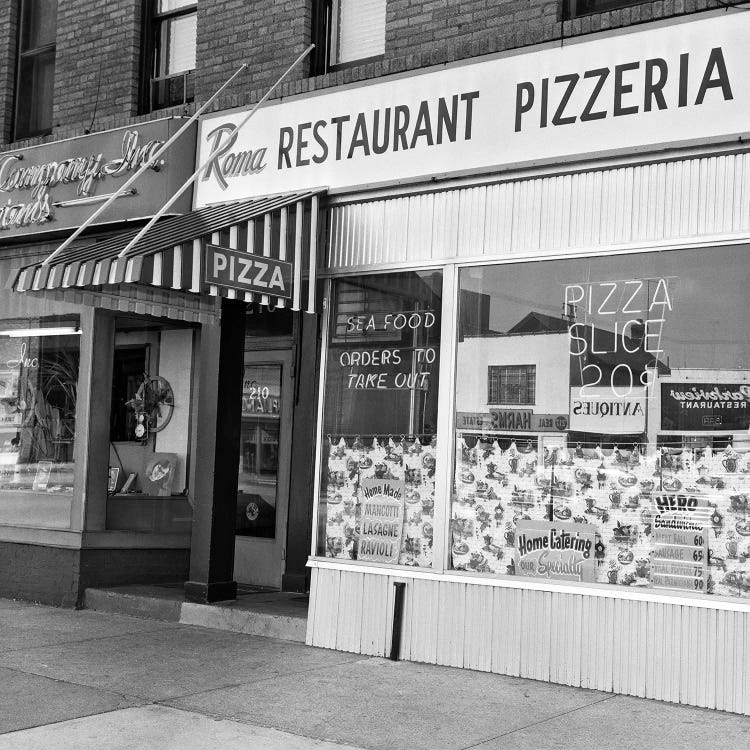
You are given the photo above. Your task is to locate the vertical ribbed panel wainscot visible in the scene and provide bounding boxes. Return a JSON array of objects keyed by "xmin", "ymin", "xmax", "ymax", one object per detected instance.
[
  {"xmin": 326, "ymin": 152, "xmax": 750, "ymax": 271},
  {"xmin": 307, "ymin": 567, "xmax": 750, "ymax": 715}
]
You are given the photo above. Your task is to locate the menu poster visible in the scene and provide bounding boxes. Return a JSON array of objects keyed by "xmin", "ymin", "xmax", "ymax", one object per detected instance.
[
  {"xmin": 514, "ymin": 519, "xmax": 597, "ymax": 583},
  {"xmin": 358, "ymin": 477, "xmax": 405, "ymax": 564},
  {"xmin": 650, "ymin": 494, "xmax": 710, "ymax": 593}
]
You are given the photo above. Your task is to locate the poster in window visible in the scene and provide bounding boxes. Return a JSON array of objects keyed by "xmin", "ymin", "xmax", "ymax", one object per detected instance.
[
  {"xmin": 358, "ymin": 477, "xmax": 405, "ymax": 564},
  {"xmin": 514, "ymin": 519, "xmax": 596, "ymax": 583},
  {"xmin": 141, "ymin": 453, "xmax": 177, "ymax": 496}
]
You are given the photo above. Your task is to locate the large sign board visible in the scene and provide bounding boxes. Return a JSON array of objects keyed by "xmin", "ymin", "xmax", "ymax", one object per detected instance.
[
  {"xmin": 195, "ymin": 13, "xmax": 750, "ymax": 207},
  {"xmin": 0, "ymin": 119, "xmax": 196, "ymax": 239}
]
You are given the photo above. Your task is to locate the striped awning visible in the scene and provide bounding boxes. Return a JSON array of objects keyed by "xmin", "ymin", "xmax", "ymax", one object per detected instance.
[{"xmin": 13, "ymin": 189, "xmax": 323, "ymax": 313}]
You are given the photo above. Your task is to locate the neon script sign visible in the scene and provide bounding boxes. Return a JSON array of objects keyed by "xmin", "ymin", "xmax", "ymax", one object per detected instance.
[{"xmin": 0, "ymin": 130, "xmax": 164, "ymax": 231}]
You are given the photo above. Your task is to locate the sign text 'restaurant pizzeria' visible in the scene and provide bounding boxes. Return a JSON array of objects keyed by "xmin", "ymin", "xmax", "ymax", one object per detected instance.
[{"xmin": 195, "ymin": 13, "xmax": 749, "ymax": 207}]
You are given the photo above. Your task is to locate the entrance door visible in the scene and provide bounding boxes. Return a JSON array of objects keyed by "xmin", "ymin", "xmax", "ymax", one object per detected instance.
[{"xmin": 234, "ymin": 350, "xmax": 293, "ymax": 589}]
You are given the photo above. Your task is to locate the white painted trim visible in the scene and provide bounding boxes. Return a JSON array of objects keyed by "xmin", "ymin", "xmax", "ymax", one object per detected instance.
[
  {"xmin": 310, "ymin": 279, "xmax": 332, "ymax": 557},
  {"xmin": 306, "ymin": 558, "xmax": 750, "ymax": 613},
  {"xmin": 431, "ymin": 264, "xmax": 457, "ymax": 574},
  {"xmin": 319, "ymin": 233, "xmax": 750, "ymax": 278},
  {"xmin": 324, "ymin": 141, "xmax": 750, "ymax": 208}
]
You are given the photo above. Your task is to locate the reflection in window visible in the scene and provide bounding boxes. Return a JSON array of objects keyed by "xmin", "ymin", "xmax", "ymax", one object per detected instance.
[
  {"xmin": 317, "ymin": 271, "xmax": 442, "ymax": 567},
  {"xmin": 15, "ymin": 0, "xmax": 58, "ymax": 139},
  {"xmin": 488, "ymin": 365, "xmax": 536, "ymax": 405},
  {"xmin": 0, "ymin": 320, "xmax": 79, "ymax": 504},
  {"xmin": 451, "ymin": 245, "xmax": 750, "ymax": 600},
  {"xmin": 236, "ymin": 364, "xmax": 282, "ymax": 539}
]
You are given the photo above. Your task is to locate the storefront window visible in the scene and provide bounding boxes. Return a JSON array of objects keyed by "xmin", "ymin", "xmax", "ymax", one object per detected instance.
[
  {"xmin": 0, "ymin": 319, "xmax": 80, "ymax": 528},
  {"xmin": 317, "ymin": 271, "xmax": 442, "ymax": 567},
  {"xmin": 451, "ymin": 246, "xmax": 750, "ymax": 599}
]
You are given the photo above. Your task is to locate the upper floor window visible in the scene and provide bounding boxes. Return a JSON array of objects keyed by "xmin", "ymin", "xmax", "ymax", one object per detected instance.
[
  {"xmin": 564, "ymin": 0, "xmax": 642, "ymax": 18},
  {"xmin": 144, "ymin": 0, "xmax": 196, "ymax": 112},
  {"xmin": 15, "ymin": 0, "xmax": 57, "ymax": 140},
  {"xmin": 311, "ymin": 0, "xmax": 386, "ymax": 75},
  {"xmin": 488, "ymin": 365, "xmax": 536, "ymax": 406}
]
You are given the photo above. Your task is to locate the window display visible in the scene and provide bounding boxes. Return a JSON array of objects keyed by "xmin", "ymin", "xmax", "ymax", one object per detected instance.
[
  {"xmin": 317, "ymin": 271, "xmax": 442, "ymax": 566},
  {"xmin": 451, "ymin": 246, "xmax": 750, "ymax": 599},
  {"xmin": 0, "ymin": 319, "xmax": 80, "ymax": 515}
]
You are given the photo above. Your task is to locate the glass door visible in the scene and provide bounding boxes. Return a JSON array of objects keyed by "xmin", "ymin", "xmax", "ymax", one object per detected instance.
[{"xmin": 234, "ymin": 350, "xmax": 293, "ymax": 589}]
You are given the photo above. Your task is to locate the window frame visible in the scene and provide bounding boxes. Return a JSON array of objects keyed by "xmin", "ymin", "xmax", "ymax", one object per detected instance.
[
  {"xmin": 487, "ymin": 364, "xmax": 537, "ymax": 406},
  {"xmin": 14, "ymin": 0, "xmax": 58, "ymax": 141},
  {"xmin": 310, "ymin": 0, "xmax": 385, "ymax": 77},
  {"xmin": 140, "ymin": 0, "xmax": 197, "ymax": 114},
  {"xmin": 563, "ymin": 0, "xmax": 644, "ymax": 20}
]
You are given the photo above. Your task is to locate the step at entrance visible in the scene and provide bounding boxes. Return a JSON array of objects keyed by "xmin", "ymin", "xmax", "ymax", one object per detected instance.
[{"xmin": 83, "ymin": 584, "xmax": 308, "ymax": 642}]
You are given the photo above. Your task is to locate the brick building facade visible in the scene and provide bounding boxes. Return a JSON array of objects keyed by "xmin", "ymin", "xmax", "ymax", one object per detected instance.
[{"xmin": 1, "ymin": 0, "xmax": 749, "ymax": 715}]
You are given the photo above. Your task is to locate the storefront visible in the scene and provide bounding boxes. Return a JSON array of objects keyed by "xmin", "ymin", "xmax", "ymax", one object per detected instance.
[
  {"xmin": 196, "ymin": 10, "xmax": 750, "ymax": 711},
  {"xmin": 0, "ymin": 118, "xmax": 205, "ymax": 604},
  {"xmin": 4, "ymin": 116, "xmax": 322, "ymax": 604}
]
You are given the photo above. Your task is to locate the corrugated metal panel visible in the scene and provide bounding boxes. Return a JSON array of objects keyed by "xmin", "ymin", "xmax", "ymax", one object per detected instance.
[
  {"xmin": 326, "ymin": 153, "xmax": 750, "ymax": 270},
  {"xmin": 463, "ymin": 584, "xmax": 493, "ymax": 672},
  {"xmin": 435, "ymin": 581, "xmax": 465, "ymax": 668},
  {"xmin": 307, "ymin": 567, "xmax": 750, "ymax": 715},
  {"xmin": 335, "ymin": 570, "xmax": 364, "ymax": 654},
  {"xmin": 408, "ymin": 577, "xmax": 439, "ymax": 664},
  {"xmin": 360, "ymin": 573, "xmax": 389, "ymax": 657}
]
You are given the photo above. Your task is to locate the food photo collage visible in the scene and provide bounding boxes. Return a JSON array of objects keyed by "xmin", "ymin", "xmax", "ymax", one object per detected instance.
[{"xmin": 451, "ymin": 435, "xmax": 750, "ymax": 598}]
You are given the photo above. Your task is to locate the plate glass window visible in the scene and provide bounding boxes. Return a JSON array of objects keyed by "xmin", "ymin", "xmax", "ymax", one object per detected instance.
[
  {"xmin": 146, "ymin": 0, "xmax": 196, "ymax": 112},
  {"xmin": 0, "ymin": 319, "xmax": 79, "ymax": 529},
  {"xmin": 317, "ymin": 271, "xmax": 442, "ymax": 567},
  {"xmin": 15, "ymin": 0, "xmax": 57, "ymax": 139},
  {"xmin": 450, "ymin": 246, "xmax": 750, "ymax": 601}
]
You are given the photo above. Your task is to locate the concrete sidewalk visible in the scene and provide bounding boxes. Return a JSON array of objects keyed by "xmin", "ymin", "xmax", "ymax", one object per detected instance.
[{"xmin": 0, "ymin": 597, "xmax": 748, "ymax": 749}]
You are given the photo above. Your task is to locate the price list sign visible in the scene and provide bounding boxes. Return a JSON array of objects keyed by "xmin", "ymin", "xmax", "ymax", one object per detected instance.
[{"xmin": 650, "ymin": 497, "xmax": 710, "ymax": 593}]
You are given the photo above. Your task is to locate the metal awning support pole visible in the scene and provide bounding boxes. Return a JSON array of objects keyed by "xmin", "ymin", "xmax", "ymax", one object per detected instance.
[
  {"xmin": 117, "ymin": 43, "xmax": 315, "ymax": 260},
  {"xmin": 43, "ymin": 63, "xmax": 250, "ymax": 267}
]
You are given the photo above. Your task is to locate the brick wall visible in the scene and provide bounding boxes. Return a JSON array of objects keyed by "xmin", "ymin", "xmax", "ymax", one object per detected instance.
[
  {"xmin": 0, "ymin": 0, "xmax": 19, "ymax": 144},
  {"xmin": 0, "ymin": 543, "xmax": 80, "ymax": 607},
  {"xmin": 386, "ymin": 0, "xmax": 560, "ymax": 59},
  {"xmin": 54, "ymin": 0, "xmax": 142, "ymax": 133},
  {"xmin": 0, "ymin": 0, "xmax": 727, "ymax": 150},
  {"xmin": 196, "ymin": 0, "xmax": 313, "ymax": 106}
]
